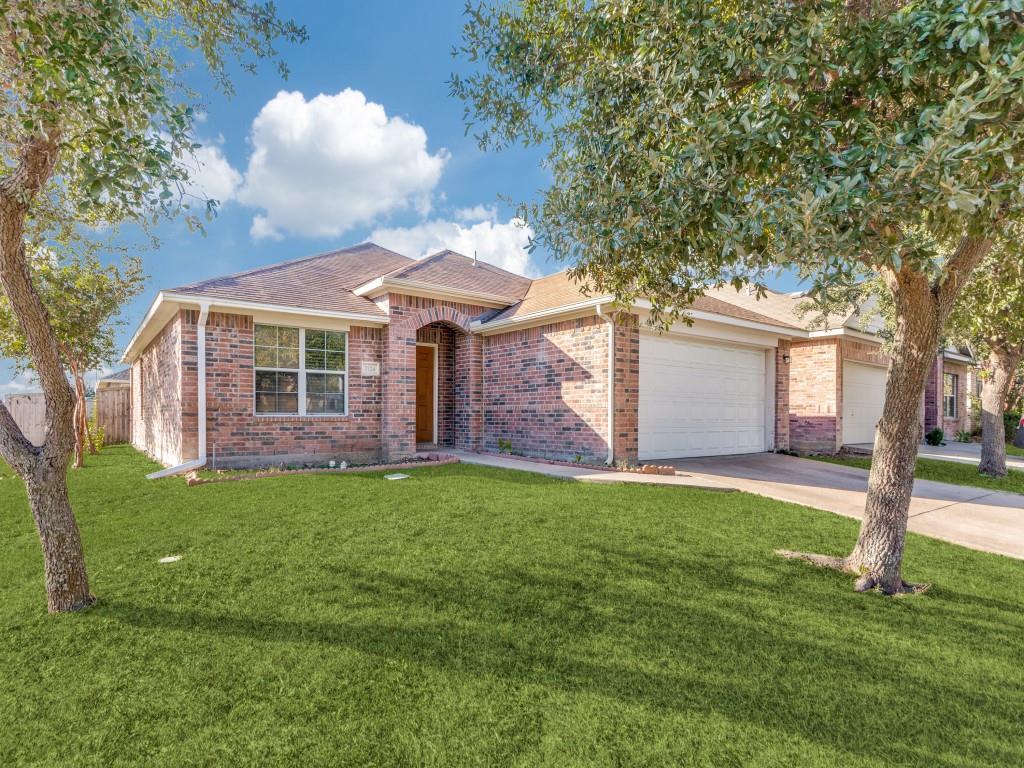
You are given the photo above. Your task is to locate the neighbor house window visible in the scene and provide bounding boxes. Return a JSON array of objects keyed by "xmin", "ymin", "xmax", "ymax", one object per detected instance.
[
  {"xmin": 254, "ymin": 324, "xmax": 347, "ymax": 415},
  {"xmin": 943, "ymin": 372, "xmax": 958, "ymax": 419}
]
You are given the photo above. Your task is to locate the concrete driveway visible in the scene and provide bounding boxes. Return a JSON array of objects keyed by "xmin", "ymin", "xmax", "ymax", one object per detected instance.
[{"xmin": 667, "ymin": 453, "xmax": 1024, "ymax": 560}]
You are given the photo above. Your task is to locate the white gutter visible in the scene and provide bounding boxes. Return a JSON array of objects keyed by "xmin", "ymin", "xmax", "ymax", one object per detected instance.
[
  {"xmin": 472, "ymin": 296, "xmax": 613, "ymax": 333},
  {"xmin": 596, "ymin": 304, "xmax": 615, "ymax": 465},
  {"xmin": 146, "ymin": 300, "xmax": 211, "ymax": 479}
]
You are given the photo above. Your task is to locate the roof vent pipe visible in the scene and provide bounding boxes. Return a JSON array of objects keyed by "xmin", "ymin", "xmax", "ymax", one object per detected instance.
[{"xmin": 473, "ymin": 250, "xmax": 479, "ymax": 266}]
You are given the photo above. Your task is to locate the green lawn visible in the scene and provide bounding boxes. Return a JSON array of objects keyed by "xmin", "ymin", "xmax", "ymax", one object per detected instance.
[
  {"xmin": 2, "ymin": 447, "xmax": 1022, "ymax": 767},
  {"xmin": 813, "ymin": 454, "xmax": 1024, "ymax": 495},
  {"xmin": 1007, "ymin": 443, "xmax": 1024, "ymax": 458}
]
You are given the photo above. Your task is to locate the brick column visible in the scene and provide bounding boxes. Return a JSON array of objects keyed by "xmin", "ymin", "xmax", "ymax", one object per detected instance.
[
  {"xmin": 383, "ymin": 327, "xmax": 417, "ymax": 461},
  {"xmin": 788, "ymin": 338, "xmax": 841, "ymax": 454},
  {"xmin": 454, "ymin": 332, "xmax": 483, "ymax": 450},
  {"xmin": 774, "ymin": 340, "xmax": 791, "ymax": 451},
  {"xmin": 612, "ymin": 314, "xmax": 639, "ymax": 465}
]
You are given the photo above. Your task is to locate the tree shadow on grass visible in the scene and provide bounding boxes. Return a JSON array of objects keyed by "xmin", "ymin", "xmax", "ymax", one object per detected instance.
[{"xmin": 102, "ymin": 546, "xmax": 1023, "ymax": 767}]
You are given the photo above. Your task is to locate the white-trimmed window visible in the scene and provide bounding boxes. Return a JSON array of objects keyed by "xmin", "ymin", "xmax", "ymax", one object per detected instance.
[
  {"xmin": 254, "ymin": 324, "xmax": 347, "ymax": 415},
  {"xmin": 943, "ymin": 372, "xmax": 958, "ymax": 419}
]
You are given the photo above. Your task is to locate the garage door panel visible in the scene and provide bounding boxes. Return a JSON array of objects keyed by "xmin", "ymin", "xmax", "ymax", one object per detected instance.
[
  {"xmin": 639, "ymin": 334, "xmax": 767, "ymax": 460},
  {"xmin": 842, "ymin": 361, "xmax": 887, "ymax": 445}
]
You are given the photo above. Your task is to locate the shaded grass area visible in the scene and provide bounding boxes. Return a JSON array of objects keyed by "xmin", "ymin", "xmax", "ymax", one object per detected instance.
[
  {"xmin": 814, "ymin": 454, "xmax": 1024, "ymax": 496},
  {"xmin": 1007, "ymin": 443, "xmax": 1024, "ymax": 458},
  {"xmin": 1, "ymin": 447, "xmax": 1022, "ymax": 767}
]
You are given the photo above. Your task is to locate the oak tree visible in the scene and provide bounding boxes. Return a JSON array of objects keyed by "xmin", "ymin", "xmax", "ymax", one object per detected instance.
[
  {"xmin": 454, "ymin": 0, "xmax": 1024, "ymax": 593},
  {"xmin": 0, "ymin": 1, "xmax": 305, "ymax": 612}
]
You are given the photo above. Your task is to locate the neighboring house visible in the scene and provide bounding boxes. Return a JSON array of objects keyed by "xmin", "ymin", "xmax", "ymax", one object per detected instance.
[
  {"xmin": 96, "ymin": 369, "xmax": 130, "ymax": 390},
  {"xmin": 121, "ymin": 242, "xmax": 969, "ymax": 469}
]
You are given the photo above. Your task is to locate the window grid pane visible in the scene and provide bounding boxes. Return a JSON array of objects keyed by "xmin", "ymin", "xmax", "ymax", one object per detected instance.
[{"xmin": 255, "ymin": 325, "xmax": 347, "ymax": 415}]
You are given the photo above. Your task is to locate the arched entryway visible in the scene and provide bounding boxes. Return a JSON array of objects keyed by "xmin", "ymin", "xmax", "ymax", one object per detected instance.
[{"xmin": 383, "ymin": 306, "xmax": 483, "ymax": 461}]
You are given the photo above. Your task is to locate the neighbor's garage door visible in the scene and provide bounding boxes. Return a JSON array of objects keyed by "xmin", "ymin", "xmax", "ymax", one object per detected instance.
[
  {"xmin": 638, "ymin": 333, "xmax": 767, "ymax": 460},
  {"xmin": 842, "ymin": 361, "xmax": 887, "ymax": 445}
]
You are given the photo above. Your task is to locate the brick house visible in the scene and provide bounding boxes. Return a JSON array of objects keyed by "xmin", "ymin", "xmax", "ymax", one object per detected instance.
[{"xmin": 122, "ymin": 243, "xmax": 969, "ymax": 470}]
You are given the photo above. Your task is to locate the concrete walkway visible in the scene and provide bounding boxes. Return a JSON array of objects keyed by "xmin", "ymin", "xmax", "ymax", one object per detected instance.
[
  {"xmin": 668, "ymin": 453, "xmax": 1024, "ymax": 560},
  {"xmin": 448, "ymin": 450, "xmax": 732, "ymax": 490}
]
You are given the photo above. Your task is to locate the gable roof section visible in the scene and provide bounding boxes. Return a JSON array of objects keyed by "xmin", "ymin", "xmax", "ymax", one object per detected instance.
[
  {"xmin": 483, "ymin": 271, "xmax": 802, "ymax": 330},
  {"xmin": 355, "ymin": 249, "xmax": 533, "ymax": 303},
  {"xmin": 169, "ymin": 242, "xmax": 413, "ymax": 316},
  {"xmin": 704, "ymin": 285, "xmax": 878, "ymax": 332}
]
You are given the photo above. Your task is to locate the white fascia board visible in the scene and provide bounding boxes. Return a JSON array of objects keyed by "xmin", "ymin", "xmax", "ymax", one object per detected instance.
[
  {"xmin": 807, "ymin": 326, "xmax": 882, "ymax": 344},
  {"xmin": 471, "ymin": 296, "xmax": 612, "ymax": 334},
  {"xmin": 633, "ymin": 299, "xmax": 809, "ymax": 339},
  {"xmin": 121, "ymin": 291, "xmax": 389, "ymax": 363},
  {"xmin": 353, "ymin": 277, "xmax": 519, "ymax": 308},
  {"xmin": 943, "ymin": 351, "xmax": 974, "ymax": 364},
  {"xmin": 161, "ymin": 292, "xmax": 390, "ymax": 325}
]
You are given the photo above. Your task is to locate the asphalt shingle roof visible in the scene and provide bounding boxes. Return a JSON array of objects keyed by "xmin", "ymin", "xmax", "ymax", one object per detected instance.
[
  {"xmin": 169, "ymin": 242, "xmax": 414, "ymax": 316},
  {"xmin": 379, "ymin": 250, "xmax": 533, "ymax": 300}
]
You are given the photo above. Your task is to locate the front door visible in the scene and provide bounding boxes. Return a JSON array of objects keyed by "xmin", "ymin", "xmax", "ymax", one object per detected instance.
[{"xmin": 415, "ymin": 344, "xmax": 435, "ymax": 443}]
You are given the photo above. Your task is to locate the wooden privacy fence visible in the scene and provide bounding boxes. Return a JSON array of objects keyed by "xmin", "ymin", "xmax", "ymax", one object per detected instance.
[
  {"xmin": 97, "ymin": 387, "xmax": 131, "ymax": 445},
  {"xmin": 5, "ymin": 393, "xmax": 47, "ymax": 446}
]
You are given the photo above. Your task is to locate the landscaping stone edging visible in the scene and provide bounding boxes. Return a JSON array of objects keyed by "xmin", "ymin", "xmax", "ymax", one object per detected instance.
[
  {"xmin": 186, "ymin": 454, "xmax": 460, "ymax": 486},
  {"xmin": 467, "ymin": 450, "xmax": 677, "ymax": 476}
]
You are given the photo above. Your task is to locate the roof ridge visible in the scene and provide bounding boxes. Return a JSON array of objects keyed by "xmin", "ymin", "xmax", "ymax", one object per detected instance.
[
  {"xmin": 378, "ymin": 249, "xmax": 449, "ymax": 279},
  {"xmin": 171, "ymin": 241, "xmax": 413, "ymax": 291},
  {"xmin": 433, "ymin": 249, "xmax": 531, "ymax": 280}
]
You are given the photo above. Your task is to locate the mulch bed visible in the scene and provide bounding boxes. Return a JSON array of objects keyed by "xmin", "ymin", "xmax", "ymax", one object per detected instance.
[{"xmin": 471, "ymin": 450, "xmax": 677, "ymax": 476}]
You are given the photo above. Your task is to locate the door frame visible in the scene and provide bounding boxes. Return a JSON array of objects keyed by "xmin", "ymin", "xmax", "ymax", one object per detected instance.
[{"xmin": 414, "ymin": 342, "xmax": 438, "ymax": 444}]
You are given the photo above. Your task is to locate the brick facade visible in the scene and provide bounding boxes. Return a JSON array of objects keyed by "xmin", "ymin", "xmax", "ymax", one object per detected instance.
[
  {"xmin": 482, "ymin": 314, "xmax": 612, "ymax": 463},
  {"xmin": 788, "ymin": 338, "xmax": 842, "ymax": 453},
  {"xmin": 774, "ymin": 340, "xmax": 791, "ymax": 451},
  {"xmin": 132, "ymin": 312, "xmax": 184, "ymax": 466}
]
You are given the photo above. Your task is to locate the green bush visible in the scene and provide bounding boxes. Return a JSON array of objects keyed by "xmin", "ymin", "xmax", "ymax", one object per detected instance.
[
  {"xmin": 955, "ymin": 429, "xmax": 972, "ymax": 443},
  {"xmin": 1005, "ymin": 412, "xmax": 1021, "ymax": 443},
  {"xmin": 925, "ymin": 428, "xmax": 944, "ymax": 446},
  {"xmin": 87, "ymin": 419, "xmax": 105, "ymax": 453}
]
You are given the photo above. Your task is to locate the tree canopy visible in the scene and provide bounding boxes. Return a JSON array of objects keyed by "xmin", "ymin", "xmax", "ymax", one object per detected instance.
[{"xmin": 454, "ymin": 0, "xmax": 1024, "ymax": 320}]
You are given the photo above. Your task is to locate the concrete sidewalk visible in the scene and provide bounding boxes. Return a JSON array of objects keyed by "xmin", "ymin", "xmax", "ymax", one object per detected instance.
[
  {"xmin": 845, "ymin": 440, "xmax": 1024, "ymax": 471},
  {"xmin": 669, "ymin": 453, "xmax": 1024, "ymax": 561},
  {"xmin": 447, "ymin": 450, "xmax": 732, "ymax": 491}
]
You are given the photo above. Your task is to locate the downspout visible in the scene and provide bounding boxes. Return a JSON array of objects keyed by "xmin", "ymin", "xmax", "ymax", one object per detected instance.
[
  {"xmin": 596, "ymin": 304, "xmax": 615, "ymax": 465},
  {"xmin": 146, "ymin": 301, "xmax": 211, "ymax": 479}
]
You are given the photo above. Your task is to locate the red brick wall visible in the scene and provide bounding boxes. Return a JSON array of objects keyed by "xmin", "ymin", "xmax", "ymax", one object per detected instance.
[
  {"xmin": 842, "ymin": 338, "xmax": 888, "ymax": 367},
  {"xmin": 775, "ymin": 340, "xmax": 791, "ymax": 451},
  {"xmin": 941, "ymin": 360, "xmax": 969, "ymax": 436},
  {"xmin": 483, "ymin": 314, "xmax": 611, "ymax": 463},
  {"xmin": 788, "ymin": 338, "xmax": 841, "ymax": 453},
  {"xmin": 132, "ymin": 312, "xmax": 184, "ymax": 466},
  {"xmin": 612, "ymin": 315, "xmax": 640, "ymax": 464},
  {"xmin": 176, "ymin": 311, "xmax": 385, "ymax": 467}
]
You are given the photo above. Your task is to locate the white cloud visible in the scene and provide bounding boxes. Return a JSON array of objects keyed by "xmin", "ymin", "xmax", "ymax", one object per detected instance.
[
  {"xmin": 371, "ymin": 215, "xmax": 537, "ymax": 276},
  {"xmin": 174, "ymin": 134, "xmax": 242, "ymax": 204},
  {"xmin": 454, "ymin": 204, "xmax": 497, "ymax": 223},
  {"xmin": 237, "ymin": 89, "xmax": 448, "ymax": 240},
  {"xmin": 0, "ymin": 371, "xmax": 40, "ymax": 398}
]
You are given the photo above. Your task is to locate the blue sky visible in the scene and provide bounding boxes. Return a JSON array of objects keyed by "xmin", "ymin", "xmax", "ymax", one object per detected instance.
[{"xmin": 2, "ymin": 0, "xmax": 799, "ymax": 395}]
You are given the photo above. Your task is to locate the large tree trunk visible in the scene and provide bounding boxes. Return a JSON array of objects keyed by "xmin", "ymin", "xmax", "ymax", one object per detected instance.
[
  {"xmin": 845, "ymin": 274, "xmax": 944, "ymax": 593},
  {"xmin": 779, "ymin": 237, "xmax": 990, "ymax": 594},
  {"xmin": 0, "ymin": 129, "xmax": 94, "ymax": 612},
  {"xmin": 978, "ymin": 345, "xmax": 1021, "ymax": 477},
  {"xmin": 26, "ymin": 465, "xmax": 94, "ymax": 612}
]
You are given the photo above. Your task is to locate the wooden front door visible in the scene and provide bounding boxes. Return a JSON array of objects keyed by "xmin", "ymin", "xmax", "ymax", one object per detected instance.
[{"xmin": 415, "ymin": 344, "xmax": 435, "ymax": 443}]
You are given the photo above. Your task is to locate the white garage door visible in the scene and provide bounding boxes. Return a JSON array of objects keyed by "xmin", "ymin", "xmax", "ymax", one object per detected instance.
[
  {"xmin": 842, "ymin": 361, "xmax": 887, "ymax": 445},
  {"xmin": 639, "ymin": 333, "xmax": 767, "ymax": 460}
]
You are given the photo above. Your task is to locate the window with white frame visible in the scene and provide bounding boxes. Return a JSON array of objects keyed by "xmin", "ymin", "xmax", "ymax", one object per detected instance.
[
  {"xmin": 254, "ymin": 324, "xmax": 347, "ymax": 415},
  {"xmin": 943, "ymin": 372, "xmax": 958, "ymax": 419}
]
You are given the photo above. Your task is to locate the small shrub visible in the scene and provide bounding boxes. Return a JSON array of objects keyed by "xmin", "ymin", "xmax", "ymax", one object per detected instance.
[
  {"xmin": 573, "ymin": 454, "xmax": 584, "ymax": 464},
  {"xmin": 497, "ymin": 438, "xmax": 513, "ymax": 454},
  {"xmin": 955, "ymin": 430, "xmax": 972, "ymax": 443},
  {"xmin": 87, "ymin": 420, "xmax": 105, "ymax": 452},
  {"xmin": 1005, "ymin": 413, "xmax": 1021, "ymax": 443},
  {"xmin": 925, "ymin": 428, "xmax": 944, "ymax": 446}
]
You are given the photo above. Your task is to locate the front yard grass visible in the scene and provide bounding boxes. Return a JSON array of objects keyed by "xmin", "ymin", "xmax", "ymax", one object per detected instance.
[
  {"xmin": 1, "ymin": 447, "xmax": 1022, "ymax": 767},
  {"xmin": 814, "ymin": 454, "xmax": 1024, "ymax": 496},
  {"xmin": 1007, "ymin": 443, "xmax": 1024, "ymax": 458}
]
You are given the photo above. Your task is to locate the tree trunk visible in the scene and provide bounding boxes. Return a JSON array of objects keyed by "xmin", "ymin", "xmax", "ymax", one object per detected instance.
[
  {"xmin": 72, "ymin": 369, "xmax": 86, "ymax": 468},
  {"xmin": 778, "ymin": 237, "xmax": 990, "ymax": 594},
  {"xmin": 0, "ymin": 128, "xmax": 94, "ymax": 612},
  {"xmin": 26, "ymin": 465, "xmax": 95, "ymax": 612},
  {"xmin": 978, "ymin": 345, "xmax": 1021, "ymax": 477},
  {"xmin": 845, "ymin": 274, "xmax": 943, "ymax": 593}
]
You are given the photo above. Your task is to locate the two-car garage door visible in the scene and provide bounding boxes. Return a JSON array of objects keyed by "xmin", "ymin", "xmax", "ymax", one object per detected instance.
[{"xmin": 638, "ymin": 333, "xmax": 768, "ymax": 460}]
